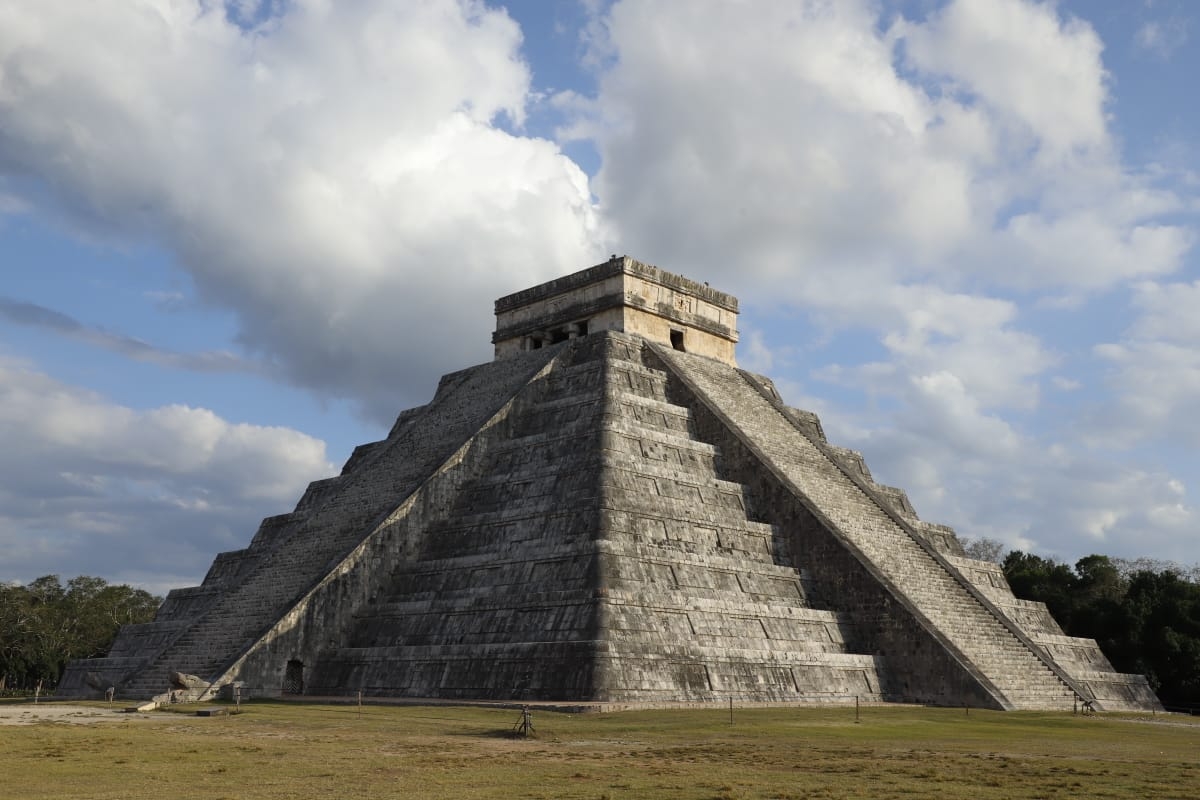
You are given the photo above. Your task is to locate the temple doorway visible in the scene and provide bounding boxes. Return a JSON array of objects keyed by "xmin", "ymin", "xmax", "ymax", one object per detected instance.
[{"xmin": 283, "ymin": 659, "xmax": 304, "ymax": 695}]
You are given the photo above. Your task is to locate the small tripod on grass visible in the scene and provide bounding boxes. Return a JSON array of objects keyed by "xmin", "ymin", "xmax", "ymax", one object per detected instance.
[{"xmin": 512, "ymin": 705, "xmax": 535, "ymax": 738}]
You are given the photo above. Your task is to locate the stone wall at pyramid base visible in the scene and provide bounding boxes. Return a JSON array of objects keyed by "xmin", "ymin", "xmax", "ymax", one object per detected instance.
[
  {"xmin": 301, "ymin": 648, "xmax": 891, "ymax": 705},
  {"xmin": 306, "ymin": 642, "xmax": 603, "ymax": 700}
]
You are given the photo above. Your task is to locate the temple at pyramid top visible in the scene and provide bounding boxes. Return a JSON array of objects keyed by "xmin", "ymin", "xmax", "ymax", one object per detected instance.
[{"xmin": 493, "ymin": 255, "xmax": 740, "ymax": 364}]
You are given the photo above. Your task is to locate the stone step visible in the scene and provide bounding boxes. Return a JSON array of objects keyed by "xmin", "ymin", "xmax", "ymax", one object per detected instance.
[
  {"xmin": 609, "ymin": 388, "xmax": 694, "ymax": 417},
  {"xmin": 656, "ymin": 347, "xmax": 1077, "ymax": 708},
  {"xmin": 601, "ymin": 415, "xmax": 719, "ymax": 459},
  {"xmin": 598, "ymin": 539, "xmax": 803, "ymax": 577},
  {"xmin": 491, "ymin": 417, "xmax": 604, "ymax": 452},
  {"xmin": 602, "ymin": 491, "xmax": 765, "ymax": 529},
  {"xmin": 605, "ymin": 359, "xmax": 671, "ymax": 382},
  {"xmin": 325, "ymin": 642, "xmax": 884, "ymax": 674},
  {"xmin": 604, "ymin": 393, "xmax": 695, "ymax": 437},
  {"xmin": 603, "ymin": 364, "xmax": 672, "ymax": 403}
]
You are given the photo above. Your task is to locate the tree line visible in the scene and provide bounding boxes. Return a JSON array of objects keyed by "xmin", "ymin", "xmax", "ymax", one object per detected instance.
[
  {"xmin": 964, "ymin": 540, "xmax": 1200, "ymax": 710},
  {"xmin": 0, "ymin": 575, "xmax": 160, "ymax": 692}
]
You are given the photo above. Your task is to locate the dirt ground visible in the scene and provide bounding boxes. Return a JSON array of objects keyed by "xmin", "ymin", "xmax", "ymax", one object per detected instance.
[{"xmin": 0, "ymin": 702, "xmax": 166, "ymax": 726}]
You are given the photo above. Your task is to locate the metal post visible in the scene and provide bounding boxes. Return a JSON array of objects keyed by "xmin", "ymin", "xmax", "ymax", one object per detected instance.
[
  {"xmin": 855, "ymin": 695, "xmax": 860, "ymax": 724},
  {"xmin": 729, "ymin": 697, "xmax": 734, "ymax": 727}
]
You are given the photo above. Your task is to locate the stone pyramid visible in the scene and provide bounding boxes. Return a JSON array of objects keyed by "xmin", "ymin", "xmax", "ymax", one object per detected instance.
[{"xmin": 60, "ymin": 257, "xmax": 1160, "ymax": 711}]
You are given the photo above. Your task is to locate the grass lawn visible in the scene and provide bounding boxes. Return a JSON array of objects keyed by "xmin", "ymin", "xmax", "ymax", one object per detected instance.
[{"xmin": 2, "ymin": 701, "xmax": 1197, "ymax": 799}]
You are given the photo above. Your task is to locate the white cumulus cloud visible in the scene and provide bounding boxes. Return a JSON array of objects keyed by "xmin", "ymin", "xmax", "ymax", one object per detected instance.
[
  {"xmin": 0, "ymin": 0, "xmax": 602, "ymax": 422},
  {"xmin": 574, "ymin": 0, "xmax": 1198, "ymax": 565},
  {"xmin": 0, "ymin": 357, "xmax": 334, "ymax": 593}
]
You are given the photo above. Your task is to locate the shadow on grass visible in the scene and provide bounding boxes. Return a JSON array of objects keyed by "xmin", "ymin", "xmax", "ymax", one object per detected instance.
[{"xmin": 459, "ymin": 727, "xmax": 540, "ymax": 740}]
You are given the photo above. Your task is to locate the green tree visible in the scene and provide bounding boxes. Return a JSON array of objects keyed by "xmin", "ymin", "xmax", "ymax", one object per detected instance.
[
  {"xmin": 0, "ymin": 581, "xmax": 35, "ymax": 690},
  {"xmin": 961, "ymin": 537, "xmax": 1006, "ymax": 563},
  {"xmin": 21, "ymin": 575, "xmax": 69, "ymax": 689},
  {"xmin": 1002, "ymin": 552, "xmax": 1200, "ymax": 709},
  {"xmin": 1001, "ymin": 551, "xmax": 1077, "ymax": 627},
  {"xmin": 1117, "ymin": 570, "xmax": 1200, "ymax": 706},
  {"xmin": 0, "ymin": 575, "xmax": 160, "ymax": 691}
]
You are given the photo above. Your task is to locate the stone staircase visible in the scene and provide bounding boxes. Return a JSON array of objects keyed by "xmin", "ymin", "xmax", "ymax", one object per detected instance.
[
  {"xmin": 108, "ymin": 348, "xmax": 560, "ymax": 700},
  {"xmin": 592, "ymin": 339, "xmax": 886, "ymax": 702},
  {"xmin": 947, "ymin": 554, "xmax": 1162, "ymax": 710},
  {"xmin": 653, "ymin": 345, "xmax": 1080, "ymax": 710}
]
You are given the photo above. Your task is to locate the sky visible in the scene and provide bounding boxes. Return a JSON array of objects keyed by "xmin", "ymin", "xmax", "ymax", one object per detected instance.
[{"xmin": 2, "ymin": 0, "xmax": 1199, "ymax": 596}]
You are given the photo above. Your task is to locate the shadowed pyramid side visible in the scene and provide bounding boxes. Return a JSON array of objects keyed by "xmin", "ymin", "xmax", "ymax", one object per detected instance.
[{"xmin": 58, "ymin": 346, "xmax": 562, "ymax": 700}]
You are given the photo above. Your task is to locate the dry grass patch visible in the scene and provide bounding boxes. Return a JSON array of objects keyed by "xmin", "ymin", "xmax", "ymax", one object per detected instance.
[{"xmin": 2, "ymin": 702, "xmax": 1197, "ymax": 799}]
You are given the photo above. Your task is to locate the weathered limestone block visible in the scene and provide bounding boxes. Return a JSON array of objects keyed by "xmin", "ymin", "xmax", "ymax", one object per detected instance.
[{"xmin": 170, "ymin": 672, "xmax": 209, "ymax": 690}]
